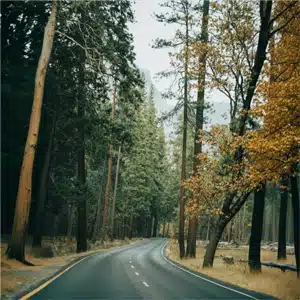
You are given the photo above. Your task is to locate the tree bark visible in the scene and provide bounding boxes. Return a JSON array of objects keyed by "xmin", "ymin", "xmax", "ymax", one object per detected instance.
[
  {"xmin": 152, "ymin": 214, "xmax": 158, "ymax": 237},
  {"xmin": 179, "ymin": 6, "xmax": 190, "ymax": 260},
  {"xmin": 249, "ymin": 186, "xmax": 266, "ymax": 272},
  {"xmin": 263, "ymin": 205, "xmax": 269, "ymax": 242},
  {"xmin": 287, "ymin": 195, "xmax": 293, "ymax": 244},
  {"xmin": 76, "ymin": 49, "xmax": 87, "ymax": 253},
  {"xmin": 278, "ymin": 174, "xmax": 289, "ymax": 260},
  {"xmin": 110, "ymin": 146, "xmax": 121, "ymax": 239},
  {"xmin": 146, "ymin": 218, "xmax": 152, "ymax": 238},
  {"xmin": 102, "ymin": 87, "xmax": 116, "ymax": 240},
  {"xmin": 32, "ymin": 112, "xmax": 56, "ymax": 247},
  {"xmin": 242, "ymin": 204, "xmax": 247, "ymax": 243},
  {"xmin": 272, "ymin": 197, "xmax": 277, "ymax": 242},
  {"xmin": 162, "ymin": 223, "xmax": 166, "ymax": 237},
  {"xmin": 91, "ymin": 158, "xmax": 107, "ymax": 243},
  {"xmin": 67, "ymin": 204, "xmax": 73, "ymax": 240},
  {"xmin": 206, "ymin": 216, "xmax": 210, "ymax": 242},
  {"xmin": 203, "ymin": 220, "xmax": 226, "ymax": 267},
  {"xmin": 186, "ymin": 0, "xmax": 210, "ymax": 258},
  {"xmin": 186, "ymin": 218, "xmax": 192, "ymax": 256},
  {"xmin": 6, "ymin": 0, "xmax": 57, "ymax": 262},
  {"xmin": 290, "ymin": 166, "xmax": 300, "ymax": 277}
]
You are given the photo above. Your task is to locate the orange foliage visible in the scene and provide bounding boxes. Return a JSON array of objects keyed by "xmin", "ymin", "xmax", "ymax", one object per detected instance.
[
  {"xmin": 247, "ymin": 2, "xmax": 300, "ymax": 184},
  {"xmin": 184, "ymin": 125, "xmax": 254, "ymax": 217}
]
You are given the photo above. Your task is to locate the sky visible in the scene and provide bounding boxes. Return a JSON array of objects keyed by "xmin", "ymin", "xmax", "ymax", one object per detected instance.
[{"xmin": 128, "ymin": 0, "xmax": 229, "ymax": 127}]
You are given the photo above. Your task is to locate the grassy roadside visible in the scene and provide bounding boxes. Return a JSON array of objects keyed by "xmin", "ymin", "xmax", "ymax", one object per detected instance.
[
  {"xmin": 1, "ymin": 238, "xmax": 143, "ymax": 297},
  {"xmin": 166, "ymin": 239, "xmax": 299, "ymax": 300}
]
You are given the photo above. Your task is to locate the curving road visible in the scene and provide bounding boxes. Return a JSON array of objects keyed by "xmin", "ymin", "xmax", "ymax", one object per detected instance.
[{"xmin": 27, "ymin": 238, "xmax": 273, "ymax": 299}]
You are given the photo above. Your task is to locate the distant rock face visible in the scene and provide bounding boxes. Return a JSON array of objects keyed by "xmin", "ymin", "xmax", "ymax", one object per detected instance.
[
  {"xmin": 140, "ymin": 68, "xmax": 230, "ymax": 138},
  {"xmin": 140, "ymin": 68, "xmax": 171, "ymax": 114}
]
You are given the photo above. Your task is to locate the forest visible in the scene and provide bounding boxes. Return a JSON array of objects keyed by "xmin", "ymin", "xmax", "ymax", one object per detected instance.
[{"xmin": 1, "ymin": 0, "xmax": 300, "ymax": 293}]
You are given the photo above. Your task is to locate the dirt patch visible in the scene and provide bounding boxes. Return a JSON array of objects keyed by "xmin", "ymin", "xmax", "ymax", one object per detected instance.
[
  {"xmin": 167, "ymin": 240, "xmax": 299, "ymax": 300},
  {"xmin": 1, "ymin": 238, "xmax": 143, "ymax": 297}
]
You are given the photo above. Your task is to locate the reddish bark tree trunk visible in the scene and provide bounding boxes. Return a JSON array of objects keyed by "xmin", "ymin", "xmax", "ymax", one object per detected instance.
[
  {"xmin": 33, "ymin": 112, "xmax": 57, "ymax": 247},
  {"xmin": 6, "ymin": 0, "xmax": 57, "ymax": 262},
  {"xmin": 102, "ymin": 87, "xmax": 116, "ymax": 240},
  {"xmin": 186, "ymin": 0, "xmax": 209, "ymax": 258},
  {"xmin": 110, "ymin": 146, "xmax": 121, "ymax": 239}
]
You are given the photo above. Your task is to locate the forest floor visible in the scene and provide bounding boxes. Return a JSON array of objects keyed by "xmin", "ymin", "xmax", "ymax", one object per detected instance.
[
  {"xmin": 1, "ymin": 237, "xmax": 143, "ymax": 298},
  {"xmin": 167, "ymin": 240, "xmax": 299, "ymax": 300}
]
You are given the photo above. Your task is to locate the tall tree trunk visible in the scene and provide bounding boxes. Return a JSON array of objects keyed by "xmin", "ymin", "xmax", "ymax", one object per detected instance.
[
  {"xmin": 146, "ymin": 218, "xmax": 152, "ymax": 238},
  {"xmin": 110, "ymin": 146, "xmax": 121, "ymax": 239},
  {"xmin": 91, "ymin": 158, "xmax": 107, "ymax": 243},
  {"xmin": 203, "ymin": 220, "xmax": 226, "ymax": 267},
  {"xmin": 179, "ymin": 8, "xmax": 190, "ymax": 260},
  {"xmin": 206, "ymin": 216, "xmax": 210, "ymax": 242},
  {"xmin": 249, "ymin": 186, "xmax": 266, "ymax": 272},
  {"xmin": 278, "ymin": 174, "xmax": 289, "ymax": 260},
  {"xmin": 186, "ymin": 0, "xmax": 210, "ymax": 258},
  {"xmin": 162, "ymin": 223, "xmax": 166, "ymax": 237},
  {"xmin": 32, "ymin": 112, "xmax": 56, "ymax": 247},
  {"xmin": 242, "ymin": 204, "xmax": 247, "ymax": 243},
  {"xmin": 186, "ymin": 218, "xmax": 192, "ymax": 255},
  {"xmin": 152, "ymin": 214, "xmax": 158, "ymax": 237},
  {"xmin": 226, "ymin": 223, "xmax": 231, "ymax": 243},
  {"xmin": 290, "ymin": 166, "xmax": 300, "ymax": 277},
  {"xmin": 263, "ymin": 206, "xmax": 269, "ymax": 242},
  {"xmin": 202, "ymin": 0, "xmax": 273, "ymax": 268},
  {"xmin": 122, "ymin": 218, "xmax": 126, "ymax": 239},
  {"xmin": 52, "ymin": 214, "xmax": 59, "ymax": 240},
  {"xmin": 67, "ymin": 204, "xmax": 73, "ymax": 240},
  {"xmin": 272, "ymin": 198, "xmax": 277, "ymax": 242},
  {"xmin": 129, "ymin": 217, "xmax": 134, "ymax": 239},
  {"xmin": 6, "ymin": 1, "xmax": 57, "ymax": 262},
  {"xmin": 76, "ymin": 47, "xmax": 87, "ymax": 253},
  {"xmin": 166, "ymin": 223, "xmax": 170, "ymax": 237},
  {"xmin": 287, "ymin": 196, "xmax": 293, "ymax": 244},
  {"xmin": 102, "ymin": 87, "xmax": 116, "ymax": 240}
]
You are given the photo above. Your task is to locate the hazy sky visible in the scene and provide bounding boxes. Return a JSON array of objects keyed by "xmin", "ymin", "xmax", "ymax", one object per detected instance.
[
  {"xmin": 128, "ymin": 0, "xmax": 175, "ymax": 91},
  {"xmin": 128, "ymin": 0, "xmax": 228, "ymax": 125}
]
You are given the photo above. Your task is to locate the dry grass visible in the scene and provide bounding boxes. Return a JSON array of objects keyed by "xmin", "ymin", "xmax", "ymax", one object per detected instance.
[
  {"xmin": 1, "ymin": 238, "xmax": 143, "ymax": 297},
  {"xmin": 167, "ymin": 240, "xmax": 300, "ymax": 300}
]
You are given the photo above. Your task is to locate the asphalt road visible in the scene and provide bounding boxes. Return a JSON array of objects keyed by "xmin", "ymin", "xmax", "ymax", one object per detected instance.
[{"xmin": 28, "ymin": 238, "xmax": 273, "ymax": 299}]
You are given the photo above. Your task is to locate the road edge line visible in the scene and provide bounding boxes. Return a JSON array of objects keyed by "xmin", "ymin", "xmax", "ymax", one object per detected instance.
[
  {"xmin": 17, "ymin": 239, "xmax": 148, "ymax": 299},
  {"xmin": 20, "ymin": 254, "xmax": 94, "ymax": 300},
  {"xmin": 161, "ymin": 240, "xmax": 260, "ymax": 300}
]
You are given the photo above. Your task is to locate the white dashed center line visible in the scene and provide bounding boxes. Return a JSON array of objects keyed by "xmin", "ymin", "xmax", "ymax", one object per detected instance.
[
  {"xmin": 131, "ymin": 265, "xmax": 135, "ymax": 269},
  {"xmin": 142, "ymin": 281, "xmax": 149, "ymax": 287},
  {"xmin": 135, "ymin": 272, "xmax": 139, "ymax": 276}
]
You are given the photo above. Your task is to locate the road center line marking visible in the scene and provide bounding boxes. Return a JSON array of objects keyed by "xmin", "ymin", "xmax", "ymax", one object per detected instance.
[
  {"xmin": 19, "ymin": 239, "xmax": 151, "ymax": 300},
  {"xmin": 161, "ymin": 241, "xmax": 258, "ymax": 300},
  {"xmin": 142, "ymin": 281, "xmax": 149, "ymax": 287},
  {"xmin": 135, "ymin": 272, "xmax": 139, "ymax": 276},
  {"xmin": 131, "ymin": 265, "xmax": 135, "ymax": 268}
]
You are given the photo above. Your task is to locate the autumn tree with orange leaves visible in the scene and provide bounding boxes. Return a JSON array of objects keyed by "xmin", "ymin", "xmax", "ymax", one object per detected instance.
[
  {"xmin": 247, "ymin": 1, "xmax": 300, "ymax": 275},
  {"xmin": 184, "ymin": 0, "xmax": 299, "ymax": 268}
]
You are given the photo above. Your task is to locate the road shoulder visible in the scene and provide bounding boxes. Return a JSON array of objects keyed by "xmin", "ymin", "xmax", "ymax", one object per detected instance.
[
  {"xmin": 1, "ymin": 239, "xmax": 144, "ymax": 299},
  {"xmin": 162, "ymin": 240, "xmax": 278, "ymax": 300}
]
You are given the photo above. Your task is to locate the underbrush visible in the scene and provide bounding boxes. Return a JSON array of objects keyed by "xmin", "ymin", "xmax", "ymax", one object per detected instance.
[{"xmin": 167, "ymin": 239, "xmax": 299, "ymax": 300}]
